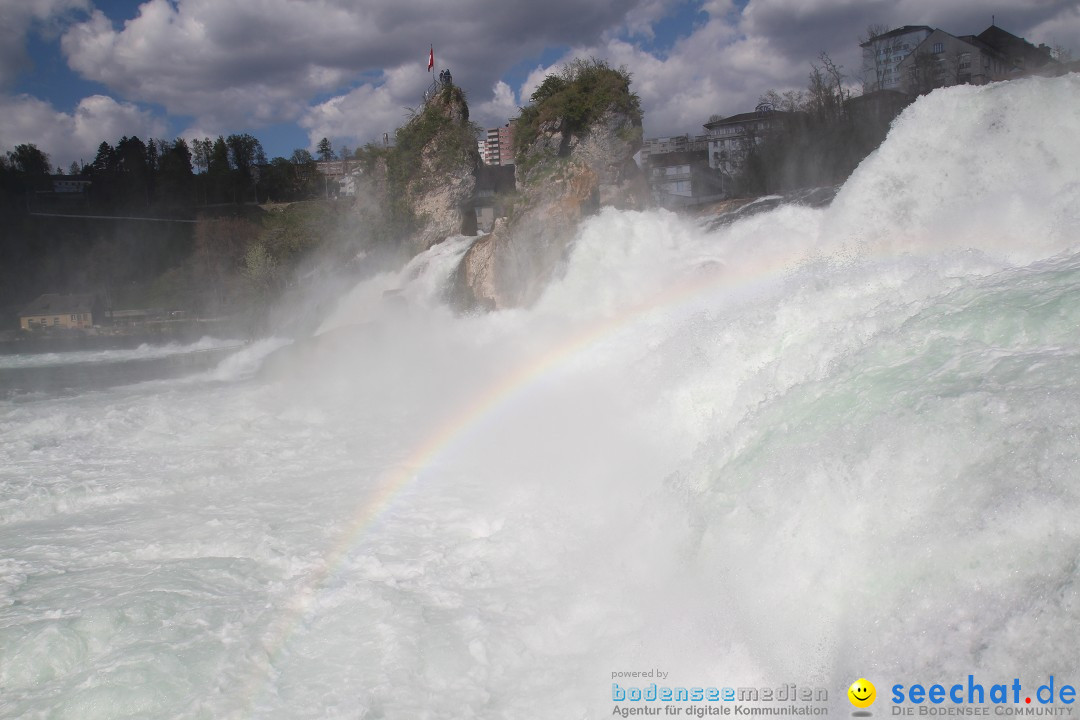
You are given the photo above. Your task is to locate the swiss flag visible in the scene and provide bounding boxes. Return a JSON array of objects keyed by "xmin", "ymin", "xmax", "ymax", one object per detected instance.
[{"xmin": 427, "ymin": 46, "xmax": 434, "ymax": 72}]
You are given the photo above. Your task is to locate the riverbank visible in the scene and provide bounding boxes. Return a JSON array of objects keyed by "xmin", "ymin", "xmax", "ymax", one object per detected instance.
[{"xmin": 0, "ymin": 318, "xmax": 247, "ymax": 356}]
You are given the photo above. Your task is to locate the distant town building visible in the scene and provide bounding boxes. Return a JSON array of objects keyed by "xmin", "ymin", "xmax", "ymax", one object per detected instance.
[
  {"xmin": 314, "ymin": 159, "xmax": 351, "ymax": 179},
  {"xmin": 896, "ymin": 29, "xmax": 1010, "ymax": 92},
  {"xmin": 639, "ymin": 134, "xmax": 709, "ymax": 164},
  {"xmin": 49, "ymin": 177, "xmax": 92, "ymax": 194},
  {"xmin": 644, "ymin": 149, "xmax": 724, "ymax": 208},
  {"xmin": 976, "ymin": 25, "xmax": 1055, "ymax": 74},
  {"xmin": 704, "ymin": 108, "xmax": 793, "ymax": 180},
  {"xmin": 483, "ymin": 124, "xmax": 515, "ymax": 166},
  {"xmin": 19, "ymin": 293, "xmax": 102, "ymax": 331},
  {"xmin": 860, "ymin": 26, "xmax": 934, "ymax": 92},
  {"xmin": 312, "ymin": 158, "xmax": 360, "ymax": 197},
  {"xmin": 864, "ymin": 23, "xmax": 1056, "ymax": 94}
]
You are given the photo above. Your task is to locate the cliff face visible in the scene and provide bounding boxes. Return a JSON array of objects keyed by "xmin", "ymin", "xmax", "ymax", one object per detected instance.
[
  {"xmin": 402, "ymin": 89, "xmax": 480, "ymax": 251},
  {"xmin": 352, "ymin": 85, "xmax": 480, "ymax": 260},
  {"xmin": 453, "ymin": 62, "xmax": 648, "ymax": 310}
]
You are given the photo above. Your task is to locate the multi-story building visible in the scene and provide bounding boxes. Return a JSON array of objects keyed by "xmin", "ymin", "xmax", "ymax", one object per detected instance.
[
  {"xmin": 868, "ymin": 23, "xmax": 1055, "ymax": 95},
  {"xmin": 639, "ymin": 134, "xmax": 708, "ymax": 164},
  {"xmin": 896, "ymin": 29, "xmax": 1009, "ymax": 93},
  {"xmin": 976, "ymin": 25, "xmax": 1055, "ymax": 75},
  {"xmin": 645, "ymin": 149, "xmax": 724, "ymax": 208},
  {"xmin": 483, "ymin": 124, "xmax": 515, "ymax": 166},
  {"xmin": 704, "ymin": 108, "xmax": 794, "ymax": 180},
  {"xmin": 860, "ymin": 25, "xmax": 934, "ymax": 92}
]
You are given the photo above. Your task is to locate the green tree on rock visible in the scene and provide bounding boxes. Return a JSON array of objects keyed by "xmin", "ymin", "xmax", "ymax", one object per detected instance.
[{"xmin": 513, "ymin": 58, "xmax": 642, "ymax": 167}]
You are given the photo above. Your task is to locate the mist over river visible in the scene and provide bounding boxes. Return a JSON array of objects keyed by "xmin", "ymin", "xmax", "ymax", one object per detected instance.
[{"xmin": 2, "ymin": 74, "xmax": 1080, "ymax": 719}]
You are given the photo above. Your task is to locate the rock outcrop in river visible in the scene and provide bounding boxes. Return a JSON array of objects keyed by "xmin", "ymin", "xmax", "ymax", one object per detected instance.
[
  {"xmin": 352, "ymin": 84, "xmax": 481, "ymax": 260},
  {"xmin": 452, "ymin": 60, "xmax": 649, "ymax": 309}
]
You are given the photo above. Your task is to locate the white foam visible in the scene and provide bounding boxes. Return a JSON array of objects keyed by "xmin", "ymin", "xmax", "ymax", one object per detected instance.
[{"xmin": 0, "ymin": 336, "xmax": 244, "ymax": 369}]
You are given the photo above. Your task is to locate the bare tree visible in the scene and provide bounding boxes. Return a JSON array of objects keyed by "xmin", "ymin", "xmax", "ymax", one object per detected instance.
[
  {"xmin": 758, "ymin": 89, "xmax": 805, "ymax": 113},
  {"xmin": 859, "ymin": 24, "xmax": 893, "ymax": 93},
  {"xmin": 904, "ymin": 51, "xmax": 941, "ymax": 96},
  {"xmin": 807, "ymin": 52, "xmax": 848, "ymax": 123},
  {"xmin": 821, "ymin": 53, "xmax": 847, "ymax": 102}
]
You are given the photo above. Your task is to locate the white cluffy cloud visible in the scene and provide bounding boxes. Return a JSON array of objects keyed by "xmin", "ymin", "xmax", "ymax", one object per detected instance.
[
  {"xmin": 299, "ymin": 65, "xmax": 421, "ymax": 152},
  {"xmin": 300, "ymin": 0, "xmax": 1080, "ymax": 150},
  {"xmin": 517, "ymin": 0, "xmax": 1080, "ymax": 138},
  {"xmin": 0, "ymin": 0, "xmax": 89, "ymax": 86},
  {"xmin": 301, "ymin": 76, "xmax": 523, "ymax": 152},
  {"xmin": 4, "ymin": 0, "xmax": 1078, "ymax": 161},
  {"xmin": 0, "ymin": 93, "xmax": 165, "ymax": 167},
  {"xmin": 57, "ymin": 0, "xmax": 660, "ymax": 142}
]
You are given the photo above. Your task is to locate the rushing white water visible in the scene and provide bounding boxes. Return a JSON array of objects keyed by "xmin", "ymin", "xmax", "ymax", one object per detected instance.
[
  {"xmin": 0, "ymin": 337, "xmax": 245, "ymax": 370},
  {"xmin": 2, "ymin": 74, "xmax": 1079, "ymax": 719}
]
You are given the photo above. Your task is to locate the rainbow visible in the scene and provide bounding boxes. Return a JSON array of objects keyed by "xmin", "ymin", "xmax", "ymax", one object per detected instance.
[{"xmin": 239, "ymin": 236, "xmax": 830, "ymax": 713}]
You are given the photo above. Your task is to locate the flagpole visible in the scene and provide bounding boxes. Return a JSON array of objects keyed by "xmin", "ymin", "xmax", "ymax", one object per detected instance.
[{"xmin": 426, "ymin": 44, "xmax": 436, "ymax": 103}]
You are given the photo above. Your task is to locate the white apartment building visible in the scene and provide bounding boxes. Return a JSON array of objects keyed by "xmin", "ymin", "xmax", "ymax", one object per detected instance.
[
  {"xmin": 703, "ymin": 110, "xmax": 789, "ymax": 178},
  {"xmin": 896, "ymin": 29, "xmax": 1010, "ymax": 92},
  {"xmin": 860, "ymin": 25, "xmax": 933, "ymax": 91}
]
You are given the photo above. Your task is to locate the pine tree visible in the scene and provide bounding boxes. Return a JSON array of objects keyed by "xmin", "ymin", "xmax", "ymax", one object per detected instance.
[{"xmin": 316, "ymin": 137, "xmax": 335, "ymax": 162}]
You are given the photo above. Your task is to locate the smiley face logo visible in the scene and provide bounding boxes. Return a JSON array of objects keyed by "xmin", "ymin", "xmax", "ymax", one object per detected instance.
[{"xmin": 848, "ymin": 679, "xmax": 876, "ymax": 708}]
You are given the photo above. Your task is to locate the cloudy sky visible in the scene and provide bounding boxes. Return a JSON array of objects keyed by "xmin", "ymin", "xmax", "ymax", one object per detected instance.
[{"xmin": 2, "ymin": 0, "xmax": 1077, "ymax": 168}]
